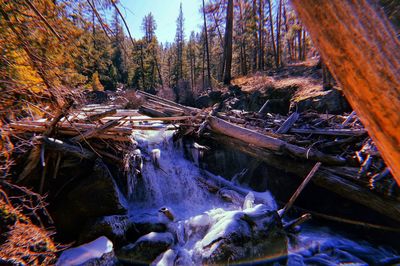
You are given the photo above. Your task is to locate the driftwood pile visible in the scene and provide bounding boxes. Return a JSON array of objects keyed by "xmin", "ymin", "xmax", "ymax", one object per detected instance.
[{"xmin": 5, "ymin": 90, "xmax": 400, "ymax": 225}]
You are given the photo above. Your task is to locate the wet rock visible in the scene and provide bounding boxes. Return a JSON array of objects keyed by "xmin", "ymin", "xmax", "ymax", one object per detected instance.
[
  {"xmin": 118, "ymin": 232, "xmax": 174, "ymax": 263},
  {"xmin": 126, "ymin": 221, "xmax": 167, "ymax": 243},
  {"xmin": 57, "ymin": 236, "xmax": 114, "ymax": 266},
  {"xmin": 217, "ymin": 188, "xmax": 244, "ymax": 206},
  {"xmin": 79, "ymin": 215, "xmax": 130, "ymax": 248},
  {"xmin": 294, "ymin": 88, "xmax": 351, "ymax": 114},
  {"xmin": 53, "ymin": 159, "xmax": 126, "ymax": 240},
  {"xmin": 66, "ymin": 159, "xmax": 126, "ymax": 216},
  {"xmin": 80, "ymin": 251, "xmax": 118, "ymax": 266},
  {"xmin": 153, "ymin": 249, "xmax": 178, "ymax": 266},
  {"xmin": 198, "ymin": 204, "xmax": 287, "ymax": 265}
]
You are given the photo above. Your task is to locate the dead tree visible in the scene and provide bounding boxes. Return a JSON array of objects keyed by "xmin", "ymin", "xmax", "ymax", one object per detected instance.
[
  {"xmin": 222, "ymin": 0, "xmax": 234, "ymax": 84},
  {"xmin": 291, "ymin": 0, "xmax": 400, "ymax": 185}
]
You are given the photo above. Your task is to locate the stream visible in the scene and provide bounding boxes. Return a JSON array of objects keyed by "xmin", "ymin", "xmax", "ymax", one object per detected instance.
[{"xmin": 59, "ymin": 121, "xmax": 400, "ymax": 265}]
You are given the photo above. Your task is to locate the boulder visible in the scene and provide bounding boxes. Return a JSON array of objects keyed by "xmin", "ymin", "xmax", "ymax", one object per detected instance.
[
  {"xmin": 228, "ymin": 85, "xmax": 243, "ymax": 96},
  {"xmin": 80, "ymin": 251, "xmax": 118, "ymax": 266},
  {"xmin": 79, "ymin": 215, "xmax": 130, "ymax": 248},
  {"xmin": 195, "ymin": 91, "xmax": 223, "ymax": 108},
  {"xmin": 52, "ymin": 159, "xmax": 126, "ymax": 240},
  {"xmin": 198, "ymin": 204, "xmax": 287, "ymax": 265},
  {"xmin": 57, "ymin": 236, "xmax": 114, "ymax": 266},
  {"xmin": 259, "ymin": 99, "xmax": 290, "ymax": 115},
  {"xmin": 66, "ymin": 159, "xmax": 126, "ymax": 216},
  {"xmin": 294, "ymin": 88, "xmax": 351, "ymax": 114},
  {"xmin": 118, "ymin": 232, "xmax": 174, "ymax": 264},
  {"xmin": 126, "ymin": 221, "xmax": 167, "ymax": 243}
]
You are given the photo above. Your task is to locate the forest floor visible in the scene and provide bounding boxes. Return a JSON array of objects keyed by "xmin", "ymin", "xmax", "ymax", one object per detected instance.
[{"xmin": 232, "ymin": 58, "xmax": 326, "ymax": 102}]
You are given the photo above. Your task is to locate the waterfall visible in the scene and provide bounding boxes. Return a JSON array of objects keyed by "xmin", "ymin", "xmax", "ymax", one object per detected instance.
[{"xmin": 127, "ymin": 127, "xmax": 231, "ymax": 218}]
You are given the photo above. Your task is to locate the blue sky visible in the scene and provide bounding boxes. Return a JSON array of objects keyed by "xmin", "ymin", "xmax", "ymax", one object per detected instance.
[{"xmin": 118, "ymin": 0, "xmax": 203, "ymax": 44}]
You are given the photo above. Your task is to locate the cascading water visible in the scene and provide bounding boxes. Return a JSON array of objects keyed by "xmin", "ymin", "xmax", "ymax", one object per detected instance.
[{"xmin": 120, "ymin": 121, "xmax": 399, "ymax": 265}]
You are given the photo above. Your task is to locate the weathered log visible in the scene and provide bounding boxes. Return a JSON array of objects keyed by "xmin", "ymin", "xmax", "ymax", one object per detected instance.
[
  {"xmin": 341, "ymin": 111, "xmax": 357, "ymax": 127},
  {"xmin": 44, "ymin": 98, "xmax": 73, "ymax": 136},
  {"xmin": 18, "ymin": 145, "xmax": 41, "ymax": 182},
  {"xmin": 289, "ymin": 128, "xmax": 367, "ymax": 136},
  {"xmin": 303, "ymin": 209, "xmax": 400, "ymax": 233},
  {"xmin": 71, "ymin": 118, "xmax": 124, "ymax": 143},
  {"xmin": 207, "ymin": 116, "xmax": 346, "ymax": 165},
  {"xmin": 216, "ymin": 113, "xmax": 246, "ymax": 124},
  {"xmin": 139, "ymin": 106, "xmax": 169, "ymax": 117},
  {"xmin": 83, "ymin": 108, "xmax": 117, "ymax": 122},
  {"xmin": 207, "ymin": 133, "xmax": 400, "ymax": 223},
  {"xmin": 283, "ymin": 213, "xmax": 312, "ymax": 230},
  {"xmin": 37, "ymin": 137, "xmax": 96, "ymax": 160},
  {"xmin": 137, "ymin": 90, "xmax": 200, "ymax": 114},
  {"xmin": 291, "ymin": 0, "xmax": 400, "ymax": 185},
  {"xmin": 195, "ymin": 173, "xmax": 276, "ymax": 209},
  {"xmin": 98, "ymin": 116, "xmax": 193, "ymax": 122},
  {"xmin": 8, "ymin": 123, "xmax": 132, "ymax": 142},
  {"xmin": 279, "ymin": 162, "xmax": 321, "ymax": 218},
  {"xmin": 275, "ymin": 112, "xmax": 299, "ymax": 134}
]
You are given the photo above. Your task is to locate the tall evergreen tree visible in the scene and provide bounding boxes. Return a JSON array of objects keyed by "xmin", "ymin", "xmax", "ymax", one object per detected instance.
[{"xmin": 174, "ymin": 3, "xmax": 185, "ymax": 83}]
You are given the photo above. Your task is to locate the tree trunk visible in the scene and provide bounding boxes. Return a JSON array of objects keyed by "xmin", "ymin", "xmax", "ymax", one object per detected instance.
[
  {"xmin": 258, "ymin": 0, "xmax": 264, "ymax": 70},
  {"xmin": 297, "ymin": 25, "xmax": 302, "ymax": 61},
  {"xmin": 252, "ymin": 0, "xmax": 258, "ymax": 71},
  {"xmin": 223, "ymin": 0, "xmax": 234, "ymax": 84},
  {"xmin": 291, "ymin": 0, "xmax": 400, "ymax": 185},
  {"xmin": 202, "ymin": 0, "xmax": 212, "ymax": 89},
  {"xmin": 276, "ymin": 0, "xmax": 283, "ymax": 67},
  {"xmin": 267, "ymin": 0, "xmax": 277, "ymax": 68}
]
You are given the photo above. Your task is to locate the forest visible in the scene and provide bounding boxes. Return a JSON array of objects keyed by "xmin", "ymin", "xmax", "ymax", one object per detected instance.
[{"xmin": 1, "ymin": 0, "xmax": 400, "ymax": 265}]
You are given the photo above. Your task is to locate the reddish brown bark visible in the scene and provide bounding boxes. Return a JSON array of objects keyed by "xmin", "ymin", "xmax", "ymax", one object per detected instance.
[{"xmin": 291, "ymin": 0, "xmax": 400, "ymax": 185}]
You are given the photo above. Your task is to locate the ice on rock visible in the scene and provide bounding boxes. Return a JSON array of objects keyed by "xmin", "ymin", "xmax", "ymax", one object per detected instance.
[
  {"xmin": 153, "ymin": 249, "xmax": 177, "ymax": 266},
  {"xmin": 56, "ymin": 236, "xmax": 113, "ymax": 266},
  {"xmin": 243, "ymin": 191, "xmax": 255, "ymax": 210}
]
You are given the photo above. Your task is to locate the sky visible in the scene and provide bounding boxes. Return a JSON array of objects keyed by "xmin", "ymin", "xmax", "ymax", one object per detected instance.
[{"xmin": 118, "ymin": 0, "xmax": 203, "ymax": 44}]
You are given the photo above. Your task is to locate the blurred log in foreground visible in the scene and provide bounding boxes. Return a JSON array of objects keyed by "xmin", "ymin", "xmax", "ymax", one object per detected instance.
[{"xmin": 290, "ymin": 0, "xmax": 400, "ymax": 185}]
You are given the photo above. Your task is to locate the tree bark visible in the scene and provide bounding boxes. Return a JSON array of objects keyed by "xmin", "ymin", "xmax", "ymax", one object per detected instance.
[
  {"xmin": 276, "ymin": 0, "xmax": 283, "ymax": 67},
  {"xmin": 267, "ymin": 0, "xmax": 277, "ymax": 68},
  {"xmin": 207, "ymin": 116, "xmax": 346, "ymax": 165},
  {"xmin": 291, "ymin": 0, "xmax": 400, "ymax": 185},
  {"xmin": 258, "ymin": 0, "xmax": 265, "ymax": 70},
  {"xmin": 202, "ymin": 0, "xmax": 212, "ymax": 89},
  {"xmin": 223, "ymin": 0, "xmax": 234, "ymax": 84}
]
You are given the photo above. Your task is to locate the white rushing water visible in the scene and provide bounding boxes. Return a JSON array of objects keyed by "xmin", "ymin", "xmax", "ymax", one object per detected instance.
[{"xmin": 121, "ymin": 122, "xmax": 399, "ymax": 265}]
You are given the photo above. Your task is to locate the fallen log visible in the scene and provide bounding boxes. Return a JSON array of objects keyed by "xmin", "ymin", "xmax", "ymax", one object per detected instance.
[
  {"xmin": 206, "ymin": 133, "xmax": 400, "ymax": 223},
  {"xmin": 279, "ymin": 162, "xmax": 321, "ymax": 218},
  {"xmin": 289, "ymin": 128, "xmax": 367, "ymax": 136},
  {"xmin": 137, "ymin": 90, "xmax": 200, "ymax": 114},
  {"xmin": 38, "ymin": 137, "xmax": 96, "ymax": 160},
  {"xmin": 139, "ymin": 106, "xmax": 169, "ymax": 117},
  {"xmin": 83, "ymin": 108, "xmax": 117, "ymax": 122},
  {"xmin": 195, "ymin": 173, "xmax": 277, "ymax": 209},
  {"xmin": 44, "ymin": 98, "xmax": 73, "ymax": 136},
  {"xmin": 71, "ymin": 118, "xmax": 124, "ymax": 142},
  {"xmin": 8, "ymin": 123, "xmax": 132, "ymax": 141},
  {"xmin": 275, "ymin": 112, "xmax": 299, "ymax": 134},
  {"xmin": 207, "ymin": 116, "xmax": 346, "ymax": 165}
]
